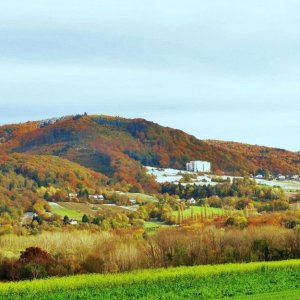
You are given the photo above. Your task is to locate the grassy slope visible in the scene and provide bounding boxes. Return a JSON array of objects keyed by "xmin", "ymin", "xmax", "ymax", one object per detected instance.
[
  {"xmin": 122, "ymin": 192, "xmax": 158, "ymax": 203},
  {"xmin": 51, "ymin": 202, "xmax": 129, "ymax": 220},
  {"xmin": 1, "ymin": 260, "xmax": 300, "ymax": 299},
  {"xmin": 105, "ymin": 191, "xmax": 157, "ymax": 203},
  {"xmin": 144, "ymin": 220, "xmax": 168, "ymax": 228},
  {"xmin": 173, "ymin": 206, "xmax": 239, "ymax": 219},
  {"xmin": 50, "ymin": 204, "xmax": 84, "ymax": 220}
]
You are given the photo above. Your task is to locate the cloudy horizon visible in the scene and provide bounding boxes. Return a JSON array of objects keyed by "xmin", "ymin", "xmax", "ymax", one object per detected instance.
[{"xmin": 0, "ymin": 1, "xmax": 299, "ymax": 151}]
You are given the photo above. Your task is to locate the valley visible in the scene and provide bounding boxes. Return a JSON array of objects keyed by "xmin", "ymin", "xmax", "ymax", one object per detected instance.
[{"xmin": 0, "ymin": 115, "xmax": 300, "ymax": 298}]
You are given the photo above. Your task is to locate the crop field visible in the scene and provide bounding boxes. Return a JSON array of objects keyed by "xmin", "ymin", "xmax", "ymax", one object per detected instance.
[{"xmin": 1, "ymin": 260, "xmax": 300, "ymax": 300}]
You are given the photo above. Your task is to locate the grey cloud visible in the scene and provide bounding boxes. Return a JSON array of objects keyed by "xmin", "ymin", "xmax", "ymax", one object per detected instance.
[{"xmin": 0, "ymin": 0, "xmax": 299, "ymax": 150}]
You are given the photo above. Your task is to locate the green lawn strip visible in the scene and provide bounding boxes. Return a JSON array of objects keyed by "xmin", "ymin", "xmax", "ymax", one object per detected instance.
[
  {"xmin": 173, "ymin": 206, "xmax": 239, "ymax": 219},
  {"xmin": 1, "ymin": 260, "xmax": 300, "ymax": 299},
  {"xmin": 124, "ymin": 193, "xmax": 157, "ymax": 203},
  {"xmin": 50, "ymin": 205, "xmax": 83, "ymax": 220},
  {"xmin": 105, "ymin": 192, "xmax": 157, "ymax": 203},
  {"xmin": 144, "ymin": 221, "xmax": 167, "ymax": 228}
]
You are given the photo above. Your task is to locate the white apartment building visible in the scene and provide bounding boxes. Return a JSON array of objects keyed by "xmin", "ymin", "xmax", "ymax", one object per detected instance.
[{"xmin": 186, "ymin": 160, "xmax": 211, "ymax": 173}]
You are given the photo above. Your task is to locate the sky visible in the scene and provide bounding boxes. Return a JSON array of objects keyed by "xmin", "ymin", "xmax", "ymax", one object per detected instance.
[{"xmin": 0, "ymin": 1, "xmax": 299, "ymax": 151}]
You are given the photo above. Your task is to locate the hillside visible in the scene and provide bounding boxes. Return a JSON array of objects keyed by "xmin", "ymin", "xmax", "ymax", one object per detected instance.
[
  {"xmin": 0, "ymin": 152, "xmax": 108, "ymax": 228},
  {"xmin": 0, "ymin": 114, "xmax": 299, "ymax": 192},
  {"xmin": 206, "ymin": 140, "xmax": 300, "ymax": 175},
  {"xmin": 0, "ymin": 153, "xmax": 107, "ymax": 190}
]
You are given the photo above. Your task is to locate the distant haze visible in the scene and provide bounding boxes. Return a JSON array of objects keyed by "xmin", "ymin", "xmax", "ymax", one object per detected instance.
[{"xmin": 0, "ymin": 1, "xmax": 299, "ymax": 151}]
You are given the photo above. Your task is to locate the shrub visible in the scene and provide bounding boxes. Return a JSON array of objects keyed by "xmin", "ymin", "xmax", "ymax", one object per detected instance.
[
  {"xmin": 0, "ymin": 259, "xmax": 20, "ymax": 281},
  {"xmin": 19, "ymin": 247, "xmax": 53, "ymax": 266},
  {"xmin": 21, "ymin": 263, "xmax": 47, "ymax": 280},
  {"xmin": 82, "ymin": 214, "xmax": 90, "ymax": 223}
]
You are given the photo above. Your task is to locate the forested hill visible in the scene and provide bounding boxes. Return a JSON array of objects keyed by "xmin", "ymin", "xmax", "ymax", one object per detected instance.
[
  {"xmin": 0, "ymin": 152, "xmax": 108, "ymax": 228},
  {"xmin": 0, "ymin": 114, "xmax": 299, "ymax": 191}
]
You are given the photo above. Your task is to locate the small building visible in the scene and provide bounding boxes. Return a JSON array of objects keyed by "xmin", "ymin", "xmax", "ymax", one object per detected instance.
[
  {"xmin": 277, "ymin": 175, "xmax": 286, "ymax": 181},
  {"xmin": 68, "ymin": 193, "xmax": 78, "ymax": 198},
  {"xmin": 186, "ymin": 161, "xmax": 211, "ymax": 173},
  {"xmin": 89, "ymin": 194, "xmax": 104, "ymax": 201},
  {"xmin": 129, "ymin": 199, "xmax": 137, "ymax": 205},
  {"xmin": 255, "ymin": 174, "xmax": 264, "ymax": 179},
  {"xmin": 69, "ymin": 219, "xmax": 78, "ymax": 225},
  {"xmin": 291, "ymin": 175, "xmax": 299, "ymax": 180},
  {"xmin": 187, "ymin": 198, "xmax": 196, "ymax": 204}
]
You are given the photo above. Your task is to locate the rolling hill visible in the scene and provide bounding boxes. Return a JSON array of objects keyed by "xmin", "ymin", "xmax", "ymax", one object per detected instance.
[
  {"xmin": 0, "ymin": 152, "xmax": 109, "ymax": 228},
  {"xmin": 0, "ymin": 114, "xmax": 299, "ymax": 192}
]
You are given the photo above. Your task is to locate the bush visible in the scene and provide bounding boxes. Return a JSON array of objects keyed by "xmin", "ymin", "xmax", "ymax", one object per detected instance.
[
  {"xmin": 0, "ymin": 259, "xmax": 20, "ymax": 281},
  {"xmin": 82, "ymin": 214, "xmax": 90, "ymax": 223},
  {"xmin": 19, "ymin": 247, "xmax": 53, "ymax": 265},
  {"xmin": 226, "ymin": 215, "xmax": 248, "ymax": 228},
  {"xmin": 21, "ymin": 263, "xmax": 47, "ymax": 279}
]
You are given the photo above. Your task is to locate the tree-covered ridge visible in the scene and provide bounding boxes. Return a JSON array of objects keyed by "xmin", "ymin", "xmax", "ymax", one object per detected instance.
[
  {"xmin": 0, "ymin": 153, "xmax": 107, "ymax": 190},
  {"xmin": 207, "ymin": 140, "xmax": 300, "ymax": 175},
  {"xmin": 0, "ymin": 114, "xmax": 299, "ymax": 192},
  {"xmin": 0, "ymin": 153, "xmax": 108, "ymax": 231}
]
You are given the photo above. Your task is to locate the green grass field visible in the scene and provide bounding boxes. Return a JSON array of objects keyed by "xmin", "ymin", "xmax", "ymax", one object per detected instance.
[
  {"xmin": 123, "ymin": 192, "xmax": 158, "ymax": 203},
  {"xmin": 50, "ymin": 202, "xmax": 130, "ymax": 221},
  {"xmin": 50, "ymin": 204, "xmax": 83, "ymax": 220},
  {"xmin": 233, "ymin": 289, "xmax": 300, "ymax": 300},
  {"xmin": 1, "ymin": 260, "xmax": 300, "ymax": 299},
  {"xmin": 105, "ymin": 192, "xmax": 157, "ymax": 203},
  {"xmin": 174, "ymin": 206, "xmax": 239, "ymax": 219},
  {"xmin": 144, "ymin": 220, "xmax": 168, "ymax": 228}
]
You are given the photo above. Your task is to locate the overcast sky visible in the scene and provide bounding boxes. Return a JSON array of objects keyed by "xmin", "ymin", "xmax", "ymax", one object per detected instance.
[{"xmin": 0, "ymin": 1, "xmax": 299, "ymax": 151}]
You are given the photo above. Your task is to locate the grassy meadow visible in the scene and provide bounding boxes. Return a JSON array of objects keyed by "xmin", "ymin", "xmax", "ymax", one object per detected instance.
[
  {"xmin": 173, "ymin": 206, "xmax": 240, "ymax": 220},
  {"xmin": 143, "ymin": 220, "xmax": 167, "ymax": 228},
  {"xmin": 50, "ymin": 203, "xmax": 83, "ymax": 220},
  {"xmin": 0, "ymin": 260, "xmax": 300, "ymax": 299},
  {"xmin": 122, "ymin": 192, "xmax": 157, "ymax": 203},
  {"xmin": 0, "ymin": 231, "xmax": 114, "ymax": 260},
  {"xmin": 49, "ymin": 202, "xmax": 129, "ymax": 221}
]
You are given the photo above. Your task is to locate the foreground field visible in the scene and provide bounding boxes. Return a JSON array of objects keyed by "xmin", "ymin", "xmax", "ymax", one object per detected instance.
[
  {"xmin": 234, "ymin": 289, "xmax": 300, "ymax": 300},
  {"xmin": 1, "ymin": 260, "xmax": 300, "ymax": 299}
]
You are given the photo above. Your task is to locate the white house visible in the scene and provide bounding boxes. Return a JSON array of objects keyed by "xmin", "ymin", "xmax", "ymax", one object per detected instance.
[
  {"xmin": 129, "ymin": 199, "xmax": 137, "ymax": 205},
  {"xmin": 187, "ymin": 198, "xmax": 196, "ymax": 204},
  {"xmin": 89, "ymin": 194, "xmax": 104, "ymax": 200},
  {"xmin": 69, "ymin": 219, "xmax": 78, "ymax": 225},
  {"xmin": 277, "ymin": 175, "xmax": 286, "ymax": 181},
  {"xmin": 68, "ymin": 193, "xmax": 78, "ymax": 198},
  {"xmin": 186, "ymin": 161, "xmax": 211, "ymax": 173}
]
